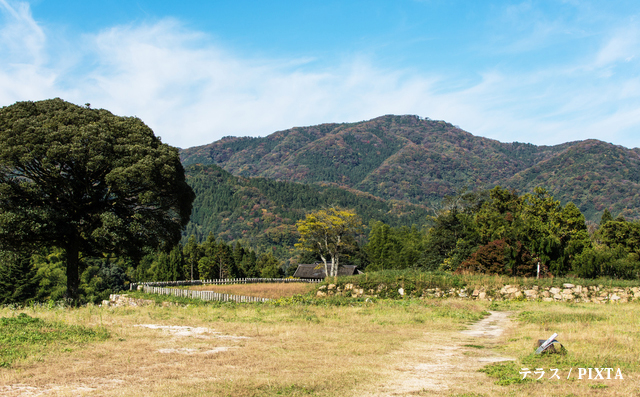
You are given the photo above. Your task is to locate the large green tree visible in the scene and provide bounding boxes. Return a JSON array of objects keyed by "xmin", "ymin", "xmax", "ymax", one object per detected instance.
[{"xmin": 0, "ymin": 99, "xmax": 195, "ymax": 302}]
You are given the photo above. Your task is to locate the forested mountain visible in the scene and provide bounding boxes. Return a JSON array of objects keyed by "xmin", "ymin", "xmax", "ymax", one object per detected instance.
[
  {"xmin": 183, "ymin": 164, "xmax": 431, "ymax": 261},
  {"xmin": 181, "ymin": 115, "xmax": 640, "ymax": 221}
]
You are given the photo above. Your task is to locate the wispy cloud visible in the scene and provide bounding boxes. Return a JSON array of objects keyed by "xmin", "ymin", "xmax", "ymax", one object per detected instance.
[
  {"xmin": 0, "ymin": 0, "xmax": 638, "ymax": 149},
  {"xmin": 595, "ymin": 25, "xmax": 639, "ymax": 67},
  {"xmin": 0, "ymin": 0, "xmax": 44, "ymax": 63},
  {"xmin": 0, "ymin": 0, "xmax": 57, "ymax": 103}
]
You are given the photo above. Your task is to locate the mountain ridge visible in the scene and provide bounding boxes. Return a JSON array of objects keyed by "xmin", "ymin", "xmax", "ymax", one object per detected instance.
[{"xmin": 180, "ymin": 115, "xmax": 640, "ymax": 221}]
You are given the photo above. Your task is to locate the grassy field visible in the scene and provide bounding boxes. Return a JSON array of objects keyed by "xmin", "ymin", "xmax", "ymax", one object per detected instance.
[
  {"xmin": 0, "ymin": 286, "xmax": 638, "ymax": 396},
  {"xmin": 478, "ymin": 300, "xmax": 640, "ymax": 397}
]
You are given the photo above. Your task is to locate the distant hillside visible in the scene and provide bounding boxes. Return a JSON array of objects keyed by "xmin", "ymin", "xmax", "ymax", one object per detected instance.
[
  {"xmin": 504, "ymin": 140, "xmax": 640, "ymax": 220},
  {"xmin": 184, "ymin": 164, "xmax": 432, "ymax": 260},
  {"xmin": 181, "ymin": 115, "xmax": 640, "ymax": 221}
]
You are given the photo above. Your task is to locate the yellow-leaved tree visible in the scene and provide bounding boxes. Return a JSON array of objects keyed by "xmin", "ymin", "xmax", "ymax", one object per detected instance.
[{"xmin": 295, "ymin": 208, "xmax": 362, "ymax": 278}]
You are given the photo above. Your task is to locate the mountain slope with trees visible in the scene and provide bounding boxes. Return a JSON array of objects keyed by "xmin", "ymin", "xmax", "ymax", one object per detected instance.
[
  {"xmin": 183, "ymin": 164, "xmax": 432, "ymax": 262},
  {"xmin": 181, "ymin": 115, "xmax": 640, "ymax": 221}
]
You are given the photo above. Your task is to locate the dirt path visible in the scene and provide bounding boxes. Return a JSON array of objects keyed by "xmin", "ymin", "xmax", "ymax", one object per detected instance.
[{"xmin": 355, "ymin": 311, "xmax": 516, "ymax": 396}]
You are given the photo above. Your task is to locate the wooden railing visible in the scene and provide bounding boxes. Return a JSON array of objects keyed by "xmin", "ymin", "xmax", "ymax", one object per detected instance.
[
  {"xmin": 130, "ymin": 277, "xmax": 320, "ymax": 290},
  {"xmin": 130, "ymin": 278, "xmax": 321, "ymax": 304},
  {"xmin": 141, "ymin": 285, "xmax": 270, "ymax": 303}
]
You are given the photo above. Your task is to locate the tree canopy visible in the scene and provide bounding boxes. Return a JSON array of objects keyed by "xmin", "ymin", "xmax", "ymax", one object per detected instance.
[
  {"xmin": 0, "ymin": 98, "xmax": 195, "ymax": 302},
  {"xmin": 295, "ymin": 208, "xmax": 362, "ymax": 278},
  {"xmin": 363, "ymin": 186, "xmax": 594, "ymax": 277}
]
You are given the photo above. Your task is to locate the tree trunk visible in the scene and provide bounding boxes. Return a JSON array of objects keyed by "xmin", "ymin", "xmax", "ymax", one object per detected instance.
[
  {"xmin": 65, "ymin": 238, "xmax": 81, "ymax": 305},
  {"xmin": 319, "ymin": 253, "xmax": 329, "ymax": 281}
]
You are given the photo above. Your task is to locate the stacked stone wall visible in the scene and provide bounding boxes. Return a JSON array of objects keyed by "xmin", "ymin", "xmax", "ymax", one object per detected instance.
[{"xmin": 317, "ymin": 283, "xmax": 640, "ymax": 303}]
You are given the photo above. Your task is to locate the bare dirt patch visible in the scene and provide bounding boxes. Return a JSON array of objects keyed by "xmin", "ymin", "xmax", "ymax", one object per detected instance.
[
  {"xmin": 135, "ymin": 323, "xmax": 249, "ymax": 339},
  {"xmin": 353, "ymin": 311, "xmax": 516, "ymax": 396},
  {"xmin": 461, "ymin": 310, "xmax": 511, "ymax": 338}
]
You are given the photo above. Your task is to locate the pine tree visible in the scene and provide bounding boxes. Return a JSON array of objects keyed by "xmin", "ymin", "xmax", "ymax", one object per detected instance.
[
  {"xmin": 183, "ymin": 235, "xmax": 202, "ymax": 281},
  {"xmin": 0, "ymin": 251, "xmax": 39, "ymax": 304},
  {"xmin": 168, "ymin": 245, "xmax": 185, "ymax": 281},
  {"xmin": 600, "ymin": 209, "xmax": 613, "ymax": 226},
  {"xmin": 258, "ymin": 253, "xmax": 283, "ymax": 278}
]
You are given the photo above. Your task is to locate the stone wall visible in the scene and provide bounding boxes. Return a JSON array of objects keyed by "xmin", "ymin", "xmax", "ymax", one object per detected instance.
[
  {"xmin": 317, "ymin": 283, "xmax": 640, "ymax": 303},
  {"xmin": 101, "ymin": 294, "xmax": 158, "ymax": 307}
]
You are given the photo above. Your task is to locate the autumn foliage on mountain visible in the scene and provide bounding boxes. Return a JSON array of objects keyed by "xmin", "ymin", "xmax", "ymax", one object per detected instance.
[{"xmin": 181, "ymin": 114, "xmax": 640, "ymax": 222}]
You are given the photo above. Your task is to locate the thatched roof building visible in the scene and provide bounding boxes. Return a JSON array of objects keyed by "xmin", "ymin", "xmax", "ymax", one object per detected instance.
[{"xmin": 293, "ymin": 263, "xmax": 361, "ymax": 279}]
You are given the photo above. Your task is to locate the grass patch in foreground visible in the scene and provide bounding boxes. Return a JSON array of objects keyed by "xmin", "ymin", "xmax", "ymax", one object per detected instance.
[
  {"xmin": 0, "ymin": 313, "xmax": 109, "ymax": 368},
  {"xmin": 478, "ymin": 302, "xmax": 640, "ymax": 396},
  {"xmin": 479, "ymin": 361, "xmax": 532, "ymax": 386},
  {"xmin": 518, "ymin": 310, "xmax": 607, "ymax": 324}
]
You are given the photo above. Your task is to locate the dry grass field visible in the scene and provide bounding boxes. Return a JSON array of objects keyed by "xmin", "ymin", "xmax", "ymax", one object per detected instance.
[
  {"xmin": 0, "ymin": 286, "xmax": 639, "ymax": 396},
  {"xmin": 187, "ymin": 283, "xmax": 317, "ymax": 299},
  {"xmin": 478, "ymin": 300, "xmax": 640, "ymax": 397}
]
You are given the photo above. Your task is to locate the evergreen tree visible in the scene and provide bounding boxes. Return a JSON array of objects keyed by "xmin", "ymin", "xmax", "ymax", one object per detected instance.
[
  {"xmin": 365, "ymin": 222, "xmax": 425, "ymax": 270},
  {"xmin": 599, "ymin": 219, "xmax": 640, "ymax": 255},
  {"xmin": 134, "ymin": 254, "xmax": 154, "ymax": 282},
  {"xmin": 198, "ymin": 233, "xmax": 219, "ymax": 280},
  {"xmin": 217, "ymin": 243, "xmax": 237, "ymax": 279},
  {"xmin": 33, "ymin": 249, "xmax": 67, "ymax": 302},
  {"xmin": 79, "ymin": 256, "xmax": 128, "ymax": 303},
  {"xmin": 233, "ymin": 242, "xmax": 246, "ymax": 269},
  {"xmin": 258, "ymin": 253, "xmax": 283, "ymax": 278},
  {"xmin": 0, "ymin": 251, "xmax": 39, "ymax": 304},
  {"xmin": 240, "ymin": 251, "xmax": 259, "ymax": 278},
  {"xmin": 600, "ymin": 209, "xmax": 613, "ymax": 226},
  {"xmin": 150, "ymin": 252, "xmax": 170, "ymax": 281},
  {"xmin": 183, "ymin": 235, "xmax": 202, "ymax": 281},
  {"xmin": 421, "ymin": 205, "xmax": 479, "ymax": 271},
  {"xmin": 168, "ymin": 245, "xmax": 185, "ymax": 281},
  {"xmin": 366, "ymin": 221, "xmax": 396, "ymax": 270}
]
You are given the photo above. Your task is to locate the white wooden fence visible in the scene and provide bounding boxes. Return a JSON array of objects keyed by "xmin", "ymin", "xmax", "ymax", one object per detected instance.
[
  {"xmin": 142, "ymin": 285, "xmax": 270, "ymax": 303},
  {"xmin": 130, "ymin": 277, "xmax": 320, "ymax": 290},
  {"xmin": 131, "ymin": 278, "xmax": 321, "ymax": 304}
]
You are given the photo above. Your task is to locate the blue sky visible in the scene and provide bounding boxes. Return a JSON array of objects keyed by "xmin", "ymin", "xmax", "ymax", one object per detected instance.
[{"xmin": 1, "ymin": 0, "xmax": 639, "ymax": 149}]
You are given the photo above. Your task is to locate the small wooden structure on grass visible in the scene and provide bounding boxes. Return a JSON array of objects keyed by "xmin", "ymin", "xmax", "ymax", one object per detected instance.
[{"xmin": 293, "ymin": 263, "xmax": 362, "ymax": 280}]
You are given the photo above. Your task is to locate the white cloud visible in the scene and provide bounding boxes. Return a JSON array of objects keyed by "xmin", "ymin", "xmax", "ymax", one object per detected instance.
[
  {"xmin": 0, "ymin": 1, "xmax": 638, "ymax": 149},
  {"xmin": 76, "ymin": 24, "xmax": 447, "ymax": 147}
]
